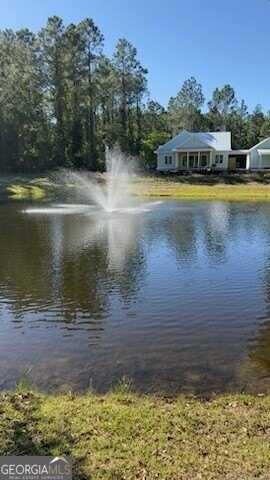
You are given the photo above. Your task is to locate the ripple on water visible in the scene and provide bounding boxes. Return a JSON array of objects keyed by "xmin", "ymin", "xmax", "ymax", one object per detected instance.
[{"xmin": 0, "ymin": 200, "xmax": 270, "ymax": 394}]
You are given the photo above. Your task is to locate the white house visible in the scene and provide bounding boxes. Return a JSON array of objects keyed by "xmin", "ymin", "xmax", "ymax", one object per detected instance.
[{"xmin": 156, "ymin": 130, "xmax": 270, "ymax": 172}]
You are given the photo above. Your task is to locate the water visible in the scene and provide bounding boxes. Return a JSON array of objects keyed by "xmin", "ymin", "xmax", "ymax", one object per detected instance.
[{"xmin": 1, "ymin": 199, "xmax": 270, "ymax": 395}]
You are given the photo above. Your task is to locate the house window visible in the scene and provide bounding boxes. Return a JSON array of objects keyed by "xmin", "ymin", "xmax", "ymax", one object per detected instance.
[
  {"xmin": 201, "ymin": 154, "xmax": 208, "ymax": 167},
  {"xmin": 164, "ymin": 155, "xmax": 172, "ymax": 165},
  {"xmin": 180, "ymin": 153, "xmax": 187, "ymax": 167},
  {"xmin": 215, "ymin": 154, "xmax": 224, "ymax": 164},
  {"xmin": 193, "ymin": 152, "xmax": 199, "ymax": 168},
  {"xmin": 189, "ymin": 154, "xmax": 199, "ymax": 168}
]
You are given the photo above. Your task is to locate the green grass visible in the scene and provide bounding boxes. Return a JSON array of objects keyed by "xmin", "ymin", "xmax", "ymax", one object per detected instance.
[
  {"xmin": 3, "ymin": 172, "xmax": 270, "ymax": 202},
  {"xmin": 1, "ymin": 388, "xmax": 270, "ymax": 479},
  {"xmin": 0, "ymin": 174, "xmax": 61, "ymax": 200},
  {"xmin": 132, "ymin": 174, "xmax": 270, "ymax": 201},
  {"xmin": 6, "ymin": 184, "xmax": 46, "ymax": 199}
]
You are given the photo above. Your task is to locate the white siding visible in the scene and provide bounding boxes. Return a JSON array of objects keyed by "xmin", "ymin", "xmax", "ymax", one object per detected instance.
[
  {"xmin": 157, "ymin": 153, "xmax": 176, "ymax": 171},
  {"xmin": 156, "ymin": 134, "xmax": 270, "ymax": 172},
  {"xmin": 250, "ymin": 138, "xmax": 270, "ymax": 169},
  {"xmin": 250, "ymin": 149, "xmax": 261, "ymax": 169},
  {"xmin": 261, "ymin": 155, "xmax": 270, "ymax": 168},
  {"xmin": 213, "ymin": 151, "xmax": 229, "ymax": 170}
]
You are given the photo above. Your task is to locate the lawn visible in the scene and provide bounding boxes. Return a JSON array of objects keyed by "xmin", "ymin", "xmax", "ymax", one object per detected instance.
[
  {"xmin": 131, "ymin": 172, "xmax": 270, "ymax": 201},
  {"xmin": 1, "ymin": 387, "xmax": 270, "ymax": 479},
  {"xmin": 3, "ymin": 171, "xmax": 270, "ymax": 202}
]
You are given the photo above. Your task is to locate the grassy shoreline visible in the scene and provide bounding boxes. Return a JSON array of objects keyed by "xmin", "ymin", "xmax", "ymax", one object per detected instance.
[
  {"xmin": 3, "ymin": 172, "xmax": 270, "ymax": 201},
  {"xmin": 133, "ymin": 183, "xmax": 270, "ymax": 201},
  {"xmin": 132, "ymin": 174, "xmax": 270, "ymax": 201},
  {"xmin": 1, "ymin": 388, "xmax": 270, "ymax": 479}
]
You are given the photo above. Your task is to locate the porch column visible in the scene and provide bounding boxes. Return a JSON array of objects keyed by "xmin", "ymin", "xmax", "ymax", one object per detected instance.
[
  {"xmin": 187, "ymin": 151, "xmax": 189, "ymax": 169},
  {"xmin": 210, "ymin": 150, "xmax": 213, "ymax": 167},
  {"xmin": 198, "ymin": 151, "xmax": 200, "ymax": 168},
  {"xmin": 175, "ymin": 152, "xmax": 179, "ymax": 169},
  {"xmin": 246, "ymin": 153, "xmax": 250, "ymax": 170}
]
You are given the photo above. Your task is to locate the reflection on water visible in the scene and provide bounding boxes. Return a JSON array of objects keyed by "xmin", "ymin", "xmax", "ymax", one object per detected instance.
[{"xmin": 1, "ymin": 200, "xmax": 270, "ymax": 394}]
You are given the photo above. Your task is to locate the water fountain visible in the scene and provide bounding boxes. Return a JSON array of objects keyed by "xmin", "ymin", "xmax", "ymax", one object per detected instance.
[
  {"xmin": 25, "ymin": 148, "xmax": 162, "ymax": 216},
  {"xmin": 60, "ymin": 148, "xmax": 134, "ymax": 213}
]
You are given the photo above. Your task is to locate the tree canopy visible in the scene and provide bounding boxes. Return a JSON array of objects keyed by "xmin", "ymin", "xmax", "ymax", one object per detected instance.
[{"xmin": 0, "ymin": 16, "xmax": 270, "ymax": 172}]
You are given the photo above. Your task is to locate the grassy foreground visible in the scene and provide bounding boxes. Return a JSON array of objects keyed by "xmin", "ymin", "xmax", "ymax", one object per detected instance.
[{"xmin": 1, "ymin": 388, "xmax": 270, "ymax": 479}]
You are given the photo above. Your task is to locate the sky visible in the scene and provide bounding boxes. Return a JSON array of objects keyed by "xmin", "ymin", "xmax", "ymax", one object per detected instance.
[{"xmin": 1, "ymin": 0, "xmax": 270, "ymax": 111}]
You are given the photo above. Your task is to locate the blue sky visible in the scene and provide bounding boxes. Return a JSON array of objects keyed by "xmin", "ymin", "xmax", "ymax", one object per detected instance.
[{"xmin": 1, "ymin": 0, "xmax": 270, "ymax": 111}]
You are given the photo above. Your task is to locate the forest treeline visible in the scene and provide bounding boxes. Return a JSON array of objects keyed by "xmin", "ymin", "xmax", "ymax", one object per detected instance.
[{"xmin": 1, "ymin": 16, "xmax": 270, "ymax": 172}]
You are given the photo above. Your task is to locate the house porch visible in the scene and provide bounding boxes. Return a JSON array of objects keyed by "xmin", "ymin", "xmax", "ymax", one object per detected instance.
[{"xmin": 174, "ymin": 150, "xmax": 213, "ymax": 171}]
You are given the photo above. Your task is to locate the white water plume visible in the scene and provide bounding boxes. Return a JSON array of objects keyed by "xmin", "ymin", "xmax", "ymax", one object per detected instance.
[
  {"xmin": 59, "ymin": 148, "xmax": 135, "ymax": 213},
  {"xmin": 24, "ymin": 148, "xmax": 163, "ymax": 217}
]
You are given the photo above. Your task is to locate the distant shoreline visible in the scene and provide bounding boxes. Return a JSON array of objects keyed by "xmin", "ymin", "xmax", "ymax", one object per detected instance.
[
  {"xmin": 133, "ymin": 174, "xmax": 270, "ymax": 201},
  {"xmin": 3, "ymin": 172, "xmax": 270, "ymax": 201}
]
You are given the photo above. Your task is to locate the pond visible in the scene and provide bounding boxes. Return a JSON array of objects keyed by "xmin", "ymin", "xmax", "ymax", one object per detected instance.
[{"xmin": 1, "ymin": 199, "xmax": 270, "ymax": 395}]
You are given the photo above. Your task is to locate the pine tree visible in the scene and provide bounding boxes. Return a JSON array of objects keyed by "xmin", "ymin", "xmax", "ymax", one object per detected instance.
[{"xmin": 168, "ymin": 77, "xmax": 205, "ymax": 133}]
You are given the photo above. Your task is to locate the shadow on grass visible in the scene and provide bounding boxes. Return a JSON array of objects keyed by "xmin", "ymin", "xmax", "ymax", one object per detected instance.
[
  {"xmin": 152, "ymin": 172, "xmax": 270, "ymax": 186},
  {"xmin": 3, "ymin": 391, "xmax": 88, "ymax": 479}
]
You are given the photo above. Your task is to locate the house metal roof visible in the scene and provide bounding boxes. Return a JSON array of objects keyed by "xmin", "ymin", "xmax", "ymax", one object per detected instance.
[{"xmin": 157, "ymin": 130, "xmax": 232, "ymax": 153}]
